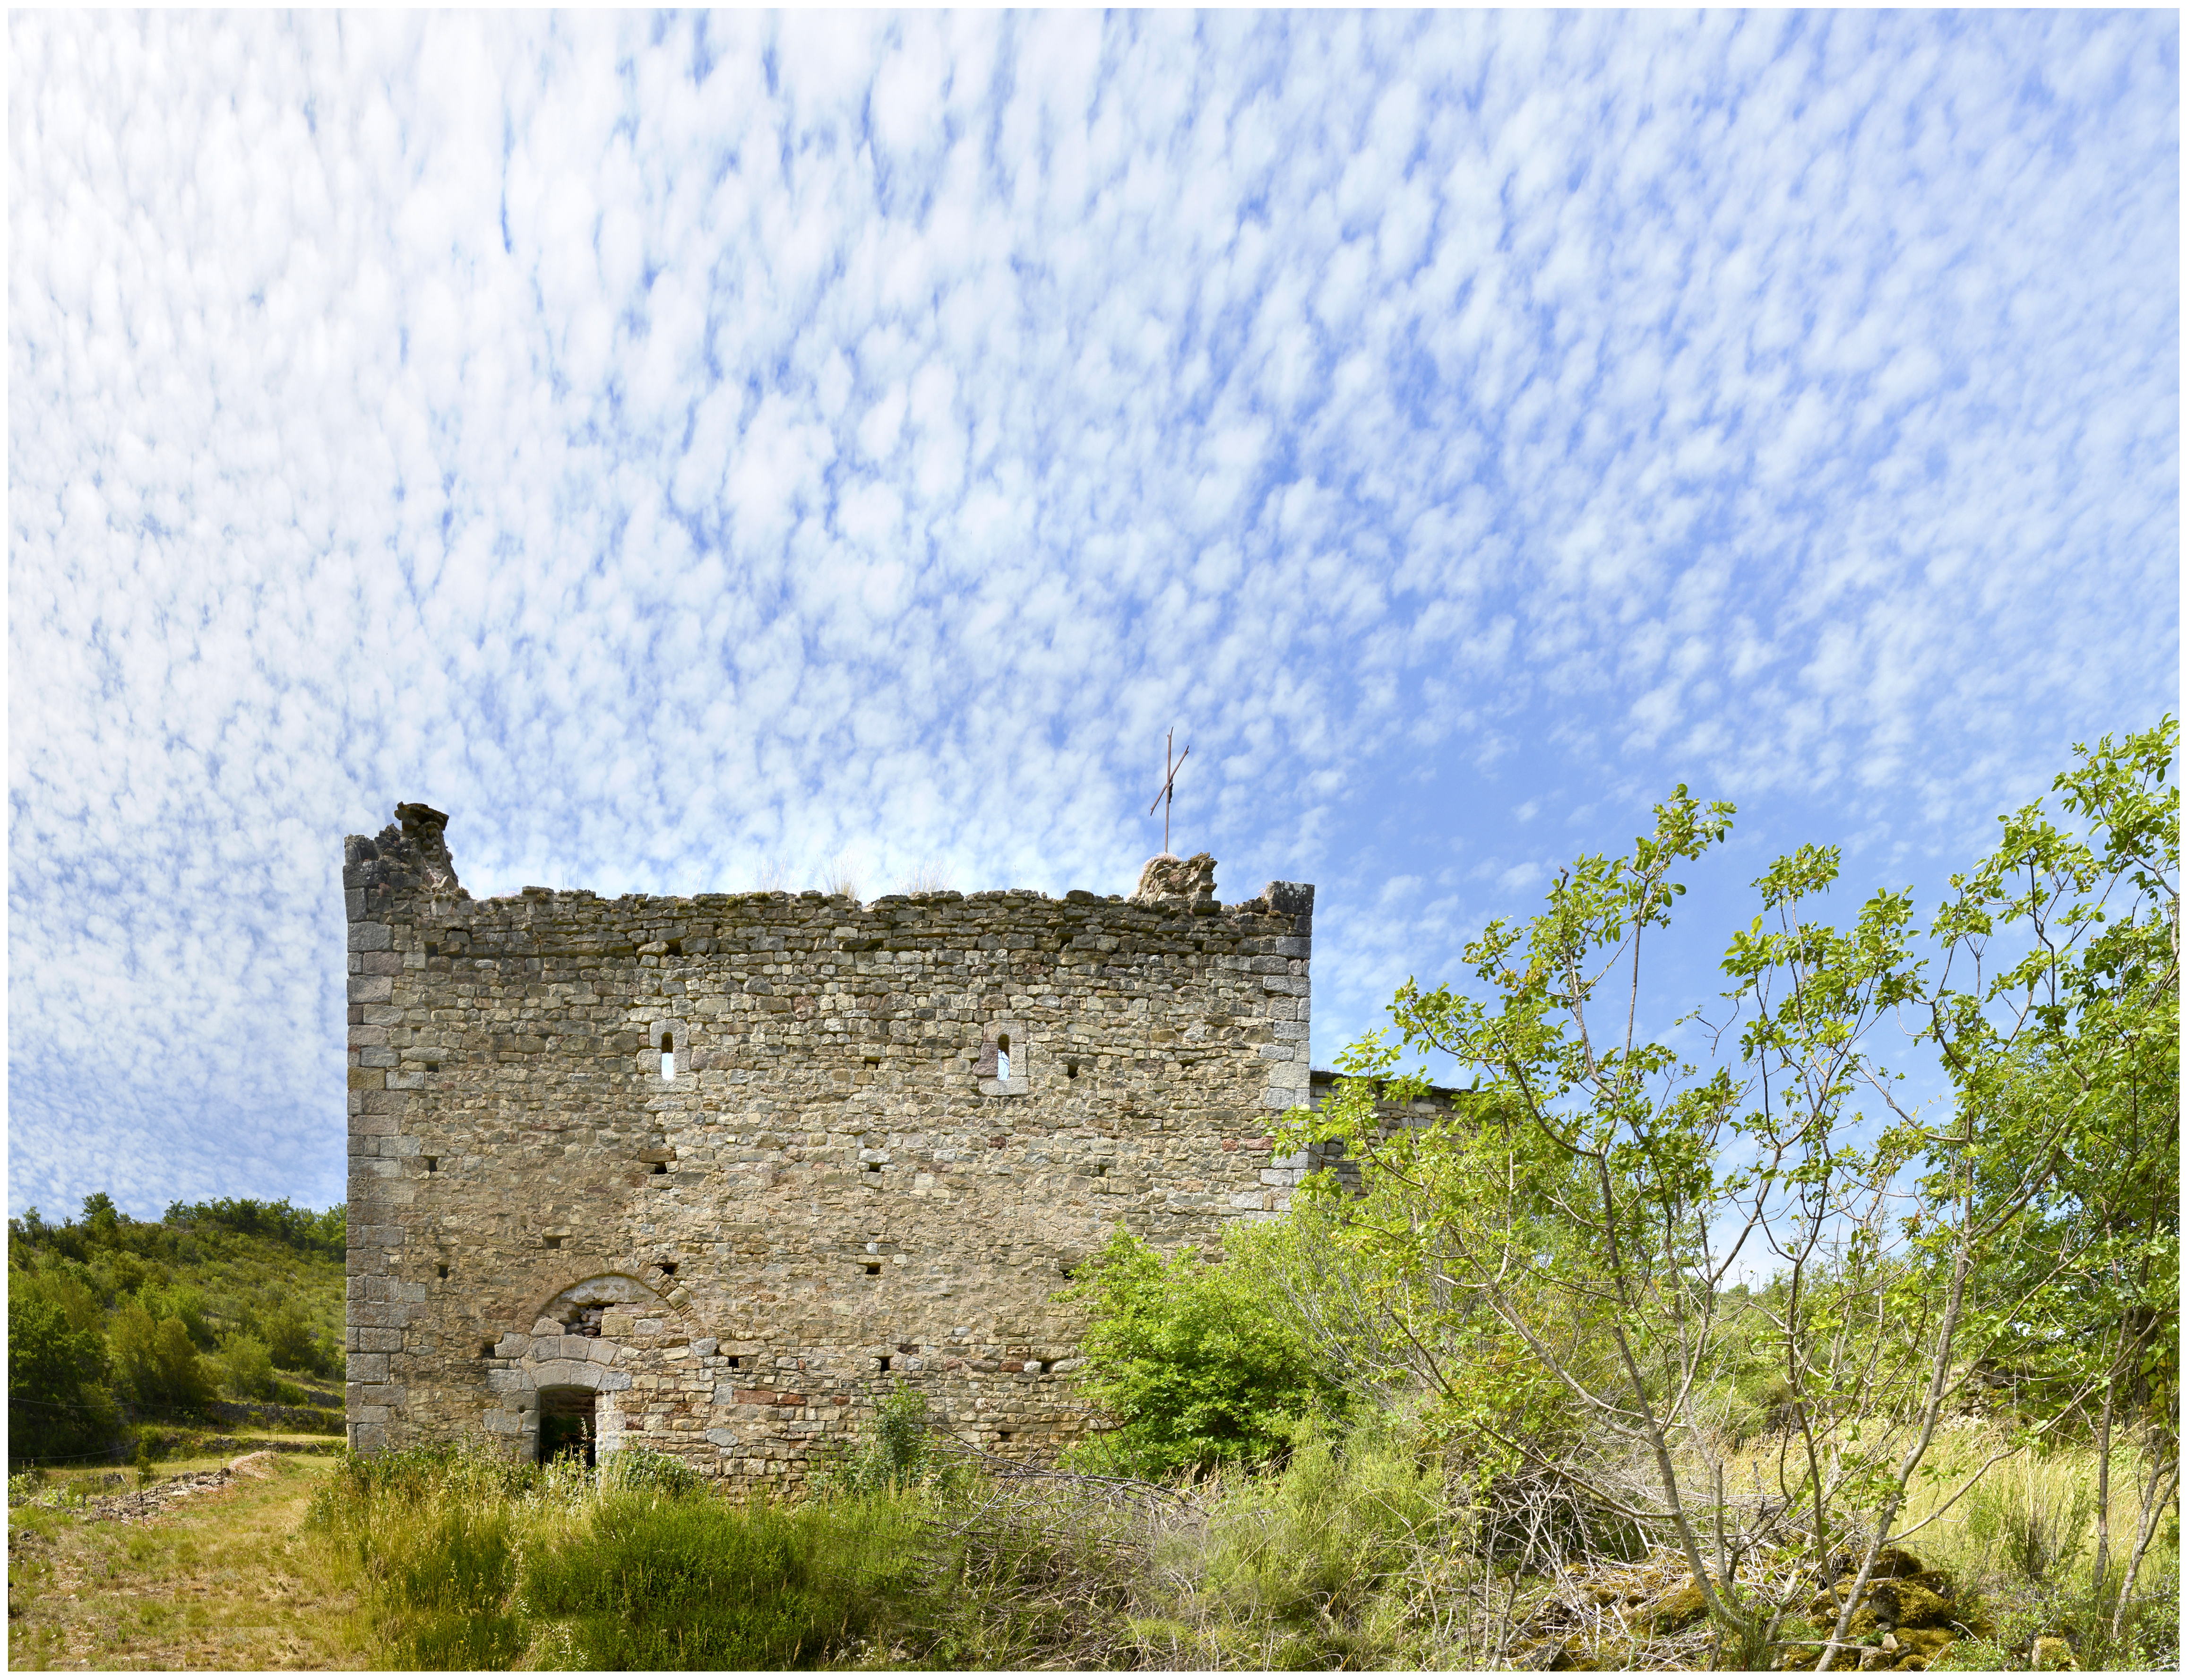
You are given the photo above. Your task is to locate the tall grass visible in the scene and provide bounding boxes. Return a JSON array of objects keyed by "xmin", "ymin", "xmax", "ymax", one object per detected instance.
[{"xmin": 306, "ymin": 1418, "xmax": 2177, "ymax": 1671}]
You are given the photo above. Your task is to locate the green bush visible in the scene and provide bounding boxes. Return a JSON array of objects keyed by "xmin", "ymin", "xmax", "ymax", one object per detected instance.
[
  {"xmin": 216, "ymin": 1331, "xmax": 277, "ymax": 1401},
  {"xmin": 824, "ymin": 1385, "xmax": 969, "ymax": 1496},
  {"xmin": 108, "ymin": 1301, "xmax": 215, "ymax": 1416},
  {"xmin": 599, "ymin": 1445, "xmax": 704, "ymax": 1498},
  {"xmin": 8, "ymin": 1283, "xmax": 118, "ymax": 1462},
  {"xmin": 1061, "ymin": 1226, "xmax": 1346, "ymax": 1480},
  {"xmin": 262, "ymin": 1297, "xmax": 331, "ymax": 1375}
]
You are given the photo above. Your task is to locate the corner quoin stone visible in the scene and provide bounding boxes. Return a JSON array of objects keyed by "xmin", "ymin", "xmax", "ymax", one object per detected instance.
[{"xmin": 344, "ymin": 805, "xmax": 1315, "ymax": 1487}]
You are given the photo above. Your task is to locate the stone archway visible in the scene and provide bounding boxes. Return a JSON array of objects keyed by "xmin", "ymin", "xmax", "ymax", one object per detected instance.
[{"xmin": 484, "ymin": 1273, "xmax": 674, "ymax": 1463}]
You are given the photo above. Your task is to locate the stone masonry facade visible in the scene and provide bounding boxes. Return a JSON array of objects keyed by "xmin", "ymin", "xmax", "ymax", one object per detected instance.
[{"xmin": 345, "ymin": 802, "xmax": 1317, "ymax": 1486}]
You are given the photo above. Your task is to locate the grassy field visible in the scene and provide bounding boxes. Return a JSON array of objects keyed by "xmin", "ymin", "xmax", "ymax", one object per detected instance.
[
  {"xmin": 7, "ymin": 1453, "xmax": 370, "ymax": 1671},
  {"xmin": 5, "ymin": 1415, "xmax": 2173, "ymax": 1671}
]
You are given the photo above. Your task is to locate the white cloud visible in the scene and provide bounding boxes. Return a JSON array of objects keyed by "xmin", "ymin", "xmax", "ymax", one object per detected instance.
[{"xmin": 8, "ymin": 11, "xmax": 2175, "ymax": 1220}]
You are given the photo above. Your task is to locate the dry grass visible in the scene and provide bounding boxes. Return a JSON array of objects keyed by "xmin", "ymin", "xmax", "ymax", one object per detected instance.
[
  {"xmin": 7, "ymin": 1454, "xmax": 371, "ymax": 1671},
  {"xmin": 818, "ymin": 852, "xmax": 863, "ymax": 902},
  {"xmin": 900, "ymin": 860, "xmax": 952, "ymax": 895}
]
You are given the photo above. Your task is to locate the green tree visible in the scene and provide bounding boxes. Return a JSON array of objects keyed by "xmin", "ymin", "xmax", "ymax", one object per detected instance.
[
  {"xmin": 1909, "ymin": 718, "xmax": 2178, "ymax": 1644},
  {"xmin": 109, "ymin": 1301, "xmax": 215, "ymax": 1416},
  {"xmin": 1292, "ymin": 723, "xmax": 2179, "ymax": 1667},
  {"xmin": 215, "ymin": 1330, "xmax": 277, "ymax": 1401},
  {"xmin": 8, "ymin": 1280, "xmax": 118, "ymax": 1462},
  {"xmin": 1062, "ymin": 1226, "xmax": 1345, "ymax": 1479},
  {"xmin": 262, "ymin": 1297, "xmax": 327, "ymax": 1375}
]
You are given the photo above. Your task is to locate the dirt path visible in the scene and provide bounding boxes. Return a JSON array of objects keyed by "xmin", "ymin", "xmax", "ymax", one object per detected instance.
[{"xmin": 8, "ymin": 1454, "xmax": 373, "ymax": 1671}]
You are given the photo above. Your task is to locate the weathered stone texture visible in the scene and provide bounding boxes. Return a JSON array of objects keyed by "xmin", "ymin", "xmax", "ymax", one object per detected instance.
[{"xmin": 344, "ymin": 804, "xmax": 1313, "ymax": 1484}]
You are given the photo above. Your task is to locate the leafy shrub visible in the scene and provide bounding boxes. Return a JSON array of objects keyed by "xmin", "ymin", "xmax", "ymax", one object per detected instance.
[
  {"xmin": 825, "ymin": 1385, "xmax": 967, "ymax": 1496},
  {"xmin": 215, "ymin": 1331, "xmax": 277, "ymax": 1401},
  {"xmin": 108, "ymin": 1301, "xmax": 214, "ymax": 1415},
  {"xmin": 1061, "ymin": 1226, "xmax": 1346, "ymax": 1480},
  {"xmin": 8, "ymin": 1282, "xmax": 119, "ymax": 1462},
  {"xmin": 262, "ymin": 1297, "xmax": 332, "ymax": 1375},
  {"xmin": 600, "ymin": 1445, "xmax": 704, "ymax": 1498}
]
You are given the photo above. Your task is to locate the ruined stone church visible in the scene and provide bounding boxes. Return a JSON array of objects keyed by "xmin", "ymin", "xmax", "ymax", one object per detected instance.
[{"xmin": 344, "ymin": 801, "xmax": 1319, "ymax": 1484}]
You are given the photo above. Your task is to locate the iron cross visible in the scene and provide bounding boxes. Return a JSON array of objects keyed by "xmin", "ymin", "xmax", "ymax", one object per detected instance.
[{"xmin": 1147, "ymin": 728, "xmax": 1190, "ymax": 855}]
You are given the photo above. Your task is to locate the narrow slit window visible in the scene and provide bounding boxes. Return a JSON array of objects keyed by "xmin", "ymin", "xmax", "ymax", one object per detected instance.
[
  {"xmin": 660, "ymin": 1031, "xmax": 674, "ymax": 1080},
  {"xmin": 436, "ymin": 1263, "xmax": 449, "ymax": 1280},
  {"xmin": 996, "ymin": 1032, "xmax": 1011, "ymax": 1083},
  {"xmin": 879, "ymin": 1355, "xmax": 891, "ymax": 1373},
  {"xmin": 424, "ymin": 1156, "xmax": 439, "ymax": 1173}
]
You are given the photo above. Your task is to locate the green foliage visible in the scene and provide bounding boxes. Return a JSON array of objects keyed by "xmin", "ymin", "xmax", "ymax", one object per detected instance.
[
  {"xmin": 161, "ymin": 1196, "xmax": 348, "ymax": 1260},
  {"xmin": 260, "ymin": 1297, "xmax": 328, "ymax": 1374},
  {"xmin": 109, "ymin": 1303, "xmax": 215, "ymax": 1415},
  {"xmin": 310, "ymin": 1438, "xmax": 929, "ymax": 1671},
  {"xmin": 1060, "ymin": 1226, "xmax": 1345, "ymax": 1480},
  {"xmin": 598, "ymin": 1445, "xmax": 705, "ymax": 1499},
  {"xmin": 8, "ymin": 1189, "xmax": 344, "ymax": 1445},
  {"xmin": 7, "ymin": 1282, "xmax": 119, "ymax": 1462},
  {"xmin": 1182, "ymin": 1414, "xmax": 1447, "ymax": 1667},
  {"xmin": 1283, "ymin": 720, "xmax": 2179, "ymax": 1654},
  {"xmin": 215, "ymin": 1331, "xmax": 277, "ymax": 1402},
  {"xmin": 523, "ymin": 1492, "xmax": 855, "ymax": 1668},
  {"xmin": 825, "ymin": 1384, "xmax": 963, "ymax": 1496}
]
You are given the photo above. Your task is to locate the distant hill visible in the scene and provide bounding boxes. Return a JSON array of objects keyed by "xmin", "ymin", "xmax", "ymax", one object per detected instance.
[{"xmin": 9, "ymin": 1193, "xmax": 345, "ymax": 1464}]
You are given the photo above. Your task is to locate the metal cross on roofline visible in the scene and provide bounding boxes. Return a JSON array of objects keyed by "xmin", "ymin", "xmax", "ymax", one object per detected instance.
[{"xmin": 1147, "ymin": 728, "xmax": 1190, "ymax": 856}]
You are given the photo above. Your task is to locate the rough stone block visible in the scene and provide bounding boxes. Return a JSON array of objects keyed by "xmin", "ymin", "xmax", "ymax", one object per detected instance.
[{"xmin": 348, "ymin": 921, "xmax": 393, "ymax": 952}]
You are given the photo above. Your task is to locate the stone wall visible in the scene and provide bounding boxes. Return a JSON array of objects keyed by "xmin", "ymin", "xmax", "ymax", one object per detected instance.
[{"xmin": 345, "ymin": 804, "xmax": 1315, "ymax": 1485}]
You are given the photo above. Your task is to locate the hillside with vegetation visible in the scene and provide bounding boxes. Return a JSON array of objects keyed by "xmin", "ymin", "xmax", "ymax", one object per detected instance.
[
  {"xmin": 9, "ymin": 722, "xmax": 2177, "ymax": 1671},
  {"xmin": 8, "ymin": 1194, "xmax": 345, "ymax": 1465}
]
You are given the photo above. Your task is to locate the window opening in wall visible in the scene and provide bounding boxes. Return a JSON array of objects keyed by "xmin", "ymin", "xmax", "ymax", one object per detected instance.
[
  {"xmin": 727, "ymin": 1355, "xmax": 741, "ymax": 1370},
  {"xmin": 665, "ymin": 939, "xmax": 682, "ymax": 957},
  {"xmin": 424, "ymin": 1156, "xmax": 439, "ymax": 1173},
  {"xmin": 650, "ymin": 1161, "xmax": 668, "ymax": 1176},
  {"xmin": 879, "ymin": 1355, "xmax": 891, "ymax": 1372},
  {"xmin": 1038, "ymin": 1360, "xmax": 1054, "ymax": 1374},
  {"xmin": 544, "ymin": 1235, "xmax": 563, "ymax": 1250},
  {"xmin": 660, "ymin": 1031, "xmax": 674, "ymax": 1080},
  {"xmin": 658, "ymin": 1262, "xmax": 677, "ymax": 1278},
  {"xmin": 864, "ymin": 1161, "xmax": 882, "ymax": 1173},
  {"xmin": 996, "ymin": 1032, "xmax": 1011, "ymax": 1083},
  {"xmin": 865, "ymin": 1262, "xmax": 882, "ymax": 1275},
  {"xmin": 425, "ymin": 1061, "xmax": 440, "ymax": 1073},
  {"xmin": 436, "ymin": 1264, "xmax": 449, "ymax": 1280},
  {"xmin": 1066, "ymin": 1059, "xmax": 1079, "ymax": 1078},
  {"xmin": 482, "ymin": 1340, "xmax": 498, "ymax": 1359},
  {"xmin": 997, "ymin": 1430, "xmax": 1015, "ymax": 1443}
]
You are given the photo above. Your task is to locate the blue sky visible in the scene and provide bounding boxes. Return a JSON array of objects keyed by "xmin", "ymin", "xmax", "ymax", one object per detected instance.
[{"xmin": 9, "ymin": 11, "xmax": 2178, "ymax": 1222}]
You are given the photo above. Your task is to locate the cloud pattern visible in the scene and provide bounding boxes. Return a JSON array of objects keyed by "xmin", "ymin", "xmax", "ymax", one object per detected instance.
[{"xmin": 9, "ymin": 12, "xmax": 2177, "ymax": 1217}]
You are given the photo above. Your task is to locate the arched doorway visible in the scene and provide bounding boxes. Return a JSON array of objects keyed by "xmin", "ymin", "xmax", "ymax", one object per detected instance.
[{"xmin": 538, "ymin": 1387, "xmax": 597, "ymax": 1466}]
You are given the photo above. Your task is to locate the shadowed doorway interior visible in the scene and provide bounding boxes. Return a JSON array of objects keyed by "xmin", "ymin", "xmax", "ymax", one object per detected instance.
[{"xmin": 537, "ymin": 1388, "xmax": 596, "ymax": 1466}]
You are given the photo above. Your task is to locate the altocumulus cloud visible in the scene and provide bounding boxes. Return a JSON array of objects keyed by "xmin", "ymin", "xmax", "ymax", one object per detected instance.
[{"xmin": 9, "ymin": 12, "xmax": 2176, "ymax": 1218}]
